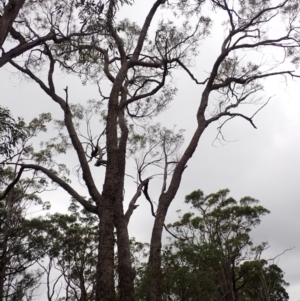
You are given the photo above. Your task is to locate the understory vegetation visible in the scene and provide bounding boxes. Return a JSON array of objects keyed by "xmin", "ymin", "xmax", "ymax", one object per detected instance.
[{"xmin": 0, "ymin": 157, "xmax": 290, "ymax": 300}]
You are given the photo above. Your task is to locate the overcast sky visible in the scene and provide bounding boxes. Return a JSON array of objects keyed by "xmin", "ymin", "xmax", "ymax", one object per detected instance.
[{"xmin": 1, "ymin": 0, "xmax": 300, "ymax": 299}]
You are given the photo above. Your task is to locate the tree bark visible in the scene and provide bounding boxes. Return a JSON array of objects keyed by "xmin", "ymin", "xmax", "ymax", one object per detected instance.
[
  {"xmin": 94, "ymin": 57, "xmax": 129, "ymax": 298},
  {"xmin": 115, "ymin": 210, "xmax": 135, "ymax": 301},
  {"xmin": 0, "ymin": 0, "xmax": 26, "ymax": 49},
  {"xmin": 79, "ymin": 269, "xmax": 88, "ymax": 301},
  {"xmin": 96, "ymin": 203, "xmax": 115, "ymax": 301}
]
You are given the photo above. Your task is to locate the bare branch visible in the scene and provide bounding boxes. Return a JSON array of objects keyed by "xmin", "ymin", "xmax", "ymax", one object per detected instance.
[
  {"xmin": 176, "ymin": 59, "xmax": 209, "ymax": 85},
  {"xmin": 124, "ymin": 177, "xmax": 152, "ymax": 225},
  {"xmin": 106, "ymin": 0, "xmax": 127, "ymax": 63},
  {"xmin": 0, "ymin": 30, "xmax": 56, "ymax": 67},
  {"xmin": 9, "ymin": 60, "xmax": 102, "ymax": 204},
  {"xmin": 119, "ymin": 60, "xmax": 168, "ymax": 109},
  {"xmin": 267, "ymin": 247, "xmax": 295, "ymax": 262},
  {"xmin": 0, "ymin": 166, "xmax": 25, "ymax": 201},
  {"xmin": 212, "ymin": 70, "xmax": 300, "ymax": 90},
  {"xmin": 6, "ymin": 163, "xmax": 97, "ymax": 213},
  {"xmin": 0, "ymin": 0, "xmax": 26, "ymax": 48},
  {"xmin": 131, "ymin": 0, "xmax": 166, "ymax": 61}
]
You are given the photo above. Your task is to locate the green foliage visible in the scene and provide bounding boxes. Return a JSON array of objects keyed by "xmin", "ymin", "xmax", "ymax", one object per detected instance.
[
  {"xmin": 134, "ymin": 188, "xmax": 289, "ymax": 301},
  {"xmin": 0, "ymin": 162, "xmax": 291, "ymax": 301},
  {"xmin": 0, "ymin": 167, "xmax": 50, "ymax": 300},
  {"xmin": 2, "ymin": 0, "xmax": 299, "ymax": 299},
  {"xmin": 41, "ymin": 199, "xmax": 99, "ymax": 300},
  {"xmin": 238, "ymin": 260, "xmax": 289, "ymax": 301},
  {"xmin": 0, "ymin": 106, "xmax": 25, "ymax": 162},
  {"xmin": 0, "ymin": 111, "xmax": 74, "ymax": 300}
]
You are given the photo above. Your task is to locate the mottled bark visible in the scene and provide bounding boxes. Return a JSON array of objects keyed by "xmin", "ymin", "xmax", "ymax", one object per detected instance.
[{"xmin": 0, "ymin": 268, "xmax": 4, "ymax": 300}]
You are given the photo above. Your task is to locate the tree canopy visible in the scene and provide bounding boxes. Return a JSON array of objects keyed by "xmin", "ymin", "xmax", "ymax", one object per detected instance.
[
  {"xmin": 1, "ymin": 0, "xmax": 299, "ymax": 300},
  {"xmin": 0, "ymin": 182, "xmax": 290, "ymax": 300}
]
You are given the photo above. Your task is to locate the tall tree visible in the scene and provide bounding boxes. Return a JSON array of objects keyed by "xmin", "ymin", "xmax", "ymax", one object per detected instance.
[{"xmin": 2, "ymin": 1, "xmax": 300, "ymax": 301}]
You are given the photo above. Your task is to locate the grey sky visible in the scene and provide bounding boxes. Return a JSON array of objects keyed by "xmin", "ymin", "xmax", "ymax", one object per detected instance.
[{"xmin": 1, "ymin": 0, "xmax": 300, "ymax": 299}]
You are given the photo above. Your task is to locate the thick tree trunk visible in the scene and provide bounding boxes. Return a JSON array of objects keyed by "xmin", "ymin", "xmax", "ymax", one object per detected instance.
[
  {"xmin": 219, "ymin": 261, "xmax": 237, "ymax": 301},
  {"xmin": 95, "ymin": 197, "xmax": 135, "ymax": 301},
  {"xmin": 96, "ymin": 203, "xmax": 115, "ymax": 301},
  {"xmin": 115, "ymin": 89, "xmax": 135, "ymax": 300},
  {"xmin": 95, "ymin": 62, "xmax": 131, "ymax": 300}
]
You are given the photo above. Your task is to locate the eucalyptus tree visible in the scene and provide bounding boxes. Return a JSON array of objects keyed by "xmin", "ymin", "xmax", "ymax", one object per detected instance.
[
  {"xmin": 0, "ymin": 113, "xmax": 63, "ymax": 300},
  {"xmin": 39, "ymin": 201, "xmax": 99, "ymax": 301},
  {"xmin": 135, "ymin": 189, "xmax": 289, "ymax": 301},
  {"xmin": 2, "ymin": 0, "xmax": 300, "ymax": 301}
]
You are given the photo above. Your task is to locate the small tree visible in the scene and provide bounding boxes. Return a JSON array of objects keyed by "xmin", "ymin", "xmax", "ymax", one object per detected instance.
[
  {"xmin": 40, "ymin": 201, "xmax": 99, "ymax": 301},
  {"xmin": 0, "ymin": 112, "xmax": 67, "ymax": 300},
  {"xmin": 0, "ymin": 167, "xmax": 46, "ymax": 300}
]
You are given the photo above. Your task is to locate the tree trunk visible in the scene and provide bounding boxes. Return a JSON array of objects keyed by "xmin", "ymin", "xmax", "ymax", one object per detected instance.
[
  {"xmin": 219, "ymin": 261, "xmax": 236, "ymax": 301},
  {"xmin": 146, "ymin": 122, "xmax": 208, "ymax": 301},
  {"xmin": 79, "ymin": 269, "xmax": 88, "ymax": 301},
  {"xmin": 115, "ymin": 211, "xmax": 135, "ymax": 301},
  {"xmin": 96, "ymin": 203, "xmax": 115, "ymax": 301},
  {"xmin": 146, "ymin": 200, "xmax": 167, "ymax": 301}
]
